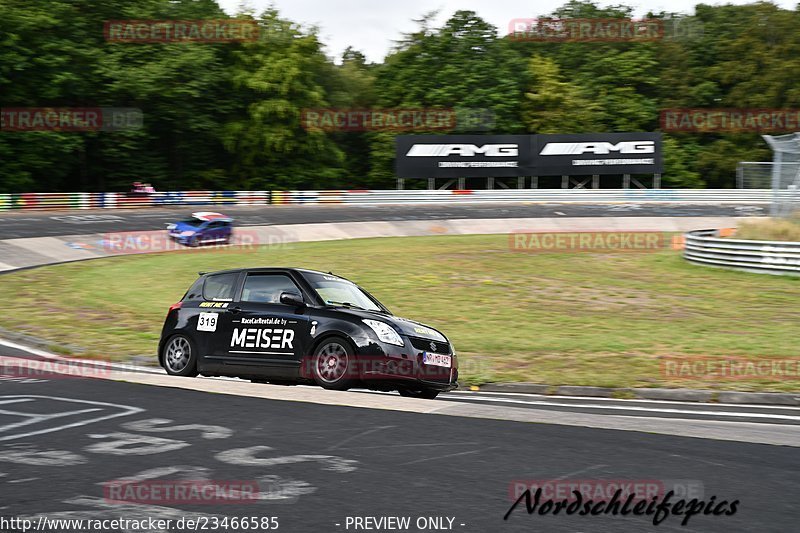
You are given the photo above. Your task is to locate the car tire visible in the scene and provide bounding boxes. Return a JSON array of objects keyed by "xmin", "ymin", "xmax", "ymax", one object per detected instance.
[
  {"xmin": 311, "ymin": 336, "xmax": 358, "ymax": 391},
  {"xmin": 189, "ymin": 236, "xmax": 199, "ymax": 247},
  {"xmin": 162, "ymin": 334, "xmax": 199, "ymax": 377},
  {"xmin": 398, "ymin": 388, "xmax": 440, "ymax": 399}
]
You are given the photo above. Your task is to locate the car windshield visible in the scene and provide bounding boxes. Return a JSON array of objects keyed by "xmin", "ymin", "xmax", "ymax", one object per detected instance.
[
  {"xmin": 303, "ymin": 272, "xmax": 385, "ymax": 313},
  {"xmin": 179, "ymin": 218, "xmax": 203, "ymax": 227}
]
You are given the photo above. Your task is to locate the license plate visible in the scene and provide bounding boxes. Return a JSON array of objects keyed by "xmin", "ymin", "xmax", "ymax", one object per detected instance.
[{"xmin": 423, "ymin": 352, "xmax": 451, "ymax": 368}]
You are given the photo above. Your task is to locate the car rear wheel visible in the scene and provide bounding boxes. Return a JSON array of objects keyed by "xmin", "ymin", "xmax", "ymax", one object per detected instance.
[
  {"xmin": 399, "ymin": 388, "xmax": 440, "ymax": 399},
  {"xmin": 163, "ymin": 335, "xmax": 199, "ymax": 377},
  {"xmin": 312, "ymin": 337, "xmax": 357, "ymax": 391}
]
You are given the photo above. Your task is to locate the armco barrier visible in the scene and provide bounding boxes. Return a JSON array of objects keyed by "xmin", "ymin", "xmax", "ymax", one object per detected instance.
[
  {"xmin": 271, "ymin": 189, "xmax": 773, "ymax": 205},
  {"xmin": 0, "ymin": 189, "xmax": 772, "ymax": 210},
  {"xmin": 0, "ymin": 191, "xmax": 270, "ymax": 210},
  {"xmin": 684, "ymin": 229, "xmax": 800, "ymax": 276}
]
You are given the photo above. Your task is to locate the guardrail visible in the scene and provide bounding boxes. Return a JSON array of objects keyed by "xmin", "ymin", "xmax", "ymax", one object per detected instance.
[
  {"xmin": 684, "ymin": 229, "xmax": 800, "ymax": 276},
  {"xmin": 0, "ymin": 191, "xmax": 270, "ymax": 210},
  {"xmin": 0, "ymin": 189, "xmax": 774, "ymax": 210},
  {"xmin": 272, "ymin": 189, "xmax": 776, "ymax": 204}
]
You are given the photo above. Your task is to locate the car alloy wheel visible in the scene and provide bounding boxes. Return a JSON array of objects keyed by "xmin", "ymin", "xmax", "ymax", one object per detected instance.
[
  {"xmin": 164, "ymin": 335, "xmax": 198, "ymax": 377},
  {"xmin": 312, "ymin": 337, "xmax": 357, "ymax": 390}
]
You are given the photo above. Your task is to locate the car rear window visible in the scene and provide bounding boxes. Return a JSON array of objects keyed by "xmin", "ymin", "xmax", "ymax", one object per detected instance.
[
  {"xmin": 203, "ymin": 273, "xmax": 237, "ymax": 301},
  {"xmin": 183, "ymin": 277, "xmax": 205, "ymax": 301}
]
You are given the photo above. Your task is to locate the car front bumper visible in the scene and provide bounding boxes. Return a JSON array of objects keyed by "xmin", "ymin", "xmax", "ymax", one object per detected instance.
[
  {"xmin": 356, "ymin": 338, "xmax": 459, "ymax": 391},
  {"xmin": 168, "ymin": 232, "xmax": 193, "ymax": 244}
]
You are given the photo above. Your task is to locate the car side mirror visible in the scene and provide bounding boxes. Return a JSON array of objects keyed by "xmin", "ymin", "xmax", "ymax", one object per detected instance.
[{"xmin": 279, "ymin": 291, "xmax": 305, "ymax": 308}]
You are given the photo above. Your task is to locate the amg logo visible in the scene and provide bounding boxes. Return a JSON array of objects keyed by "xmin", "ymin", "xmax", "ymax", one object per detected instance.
[
  {"xmin": 231, "ymin": 328, "xmax": 295, "ymax": 350},
  {"xmin": 406, "ymin": 144, "xmax": 519, "ymax": 157},
  {"xmin": 540, "ymin": 141, "xmax": 655, "ymax": 156}
]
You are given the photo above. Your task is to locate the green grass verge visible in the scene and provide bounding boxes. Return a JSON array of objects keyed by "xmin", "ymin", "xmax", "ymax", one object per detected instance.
[
  {"xmin": 734, "ymin": 215, "xmax": 800, "ymax": 242},
  {"xmin": 1, "ymin": 235, "xmax": 798, "ymax": 392}
]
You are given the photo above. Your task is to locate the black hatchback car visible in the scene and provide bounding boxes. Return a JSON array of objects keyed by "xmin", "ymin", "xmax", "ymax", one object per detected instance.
[{"xmin": 158, "ymin": 268, "xmax": 458, "ymax": 398}]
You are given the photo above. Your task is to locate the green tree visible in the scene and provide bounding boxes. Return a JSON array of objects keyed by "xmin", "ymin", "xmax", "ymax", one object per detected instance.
[
  {"xmin": 220, "ymin": 9, "xmax": 345, "ymax": 189},
  {"xmin": 522, "ymin": 54, "xmax": 601, "ymax": 133}
]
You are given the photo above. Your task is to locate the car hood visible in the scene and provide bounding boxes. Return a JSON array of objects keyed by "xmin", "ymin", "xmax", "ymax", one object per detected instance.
[{"xmin": 332, "ymin": 308, "xmax": 448, "ymax": 342}]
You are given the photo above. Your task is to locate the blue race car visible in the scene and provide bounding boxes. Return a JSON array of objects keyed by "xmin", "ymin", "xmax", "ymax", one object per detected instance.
[{"xmin": 167, "ymin": 212, "xmax": 233, "ymax": 247}]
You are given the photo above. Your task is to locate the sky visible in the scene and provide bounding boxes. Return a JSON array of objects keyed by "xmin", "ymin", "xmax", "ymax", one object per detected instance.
[{"xmin": 217, "ymin": 0, "xmax": 797, "ymax": 63}]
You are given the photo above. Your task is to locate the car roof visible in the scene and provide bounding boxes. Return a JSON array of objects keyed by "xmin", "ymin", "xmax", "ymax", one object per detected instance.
[
  {"xmin": 199, "ymin": 267, "xmax": 349, "ymax": 280},
  {"xmin": 190, "ymin": 211, "xmax": 233, "ymax": 222}
]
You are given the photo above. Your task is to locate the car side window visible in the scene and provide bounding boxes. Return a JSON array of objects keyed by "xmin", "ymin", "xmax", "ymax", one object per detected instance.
[
  {"xmin": 242, "ymin": 274, "xmax": 301, "ymax": 304},
  {"xmin": 203, "ymin": 273, "xmax": 237, "ymax": 301},
  {"xmin": 184, "ymin": 278, "xmax": 205, "ymax": 301}
]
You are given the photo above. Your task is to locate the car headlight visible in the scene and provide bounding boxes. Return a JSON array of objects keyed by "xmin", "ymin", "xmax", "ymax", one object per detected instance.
[
  {"xmin": 179, "ymin": 231, "xmax": 195, "ymax": 237},
  {"xmin": 363, "ymin": 319, "xmax": 404, "ymax": 346}
]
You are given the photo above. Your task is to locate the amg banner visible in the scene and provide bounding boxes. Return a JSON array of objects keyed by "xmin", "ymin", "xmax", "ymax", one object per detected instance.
[
  {"xmin": 395, "ymin": 135, "xmax": 533, "ymax": 178},
  {"xmin": 533, "ymin": 132, "xmax": 662, "ymax": 175},
  {"xmin": 395, "ymin": 133, "xmax": 663, "ymax": 177}
]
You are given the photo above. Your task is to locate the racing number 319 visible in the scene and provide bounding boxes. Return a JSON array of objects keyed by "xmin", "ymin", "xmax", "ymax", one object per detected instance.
[{"xmin": 197, "ymin": 312, "xmax": 218, "ymax": 332}]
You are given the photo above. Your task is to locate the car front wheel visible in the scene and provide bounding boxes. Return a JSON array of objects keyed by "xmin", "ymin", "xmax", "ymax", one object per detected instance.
[
  {"xmin": 312, "ymin": 337, "xmax": 357, "ymax": 391},
  {"xmin": 163, "ymin": 335, "xmax": 199, "ymax": 377}
]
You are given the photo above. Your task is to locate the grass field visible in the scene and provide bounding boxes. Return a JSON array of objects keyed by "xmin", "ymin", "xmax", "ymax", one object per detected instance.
[
  {"xmin": 734, "ymin": 215, "xmax": 800, "ymax": 242},
  {"xmin": 1, "ymin": 235, "xmax": 798, "ymax": 392}
]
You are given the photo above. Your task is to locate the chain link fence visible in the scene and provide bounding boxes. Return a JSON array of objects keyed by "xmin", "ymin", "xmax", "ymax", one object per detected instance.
[{"xmin": 762, "ymin": 133, "xmax": 800, "ymax": 217}]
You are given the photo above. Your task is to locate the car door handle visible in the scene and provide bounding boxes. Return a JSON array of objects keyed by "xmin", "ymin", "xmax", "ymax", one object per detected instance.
[{"xmin": 229, "ymin": 306, "xmax": 242, "ymax": 314}]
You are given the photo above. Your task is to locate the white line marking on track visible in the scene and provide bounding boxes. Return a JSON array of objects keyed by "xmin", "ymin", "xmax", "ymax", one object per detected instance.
[
  {"xmin": 0, "ymin": 407, "xmax": 102, "ymax": 434},
  {"xmin": 0, "ymin": 399, "xmax": 36, "ymax": 406},
  {"xmin": 0, "ymin": 396, "xmax": 144, "ymax": 442},
  {"xmin": 445, "ymin": 390, "xmax": 800, "ymax": 411},
  {"xmin": 439, "ymin": 394, "xmax": 800, "ymax": 422},
  {"xmin": 0, "ymin": 337, "xmax": 163, "ymax": 374},
  {"xmin": 3, "ymin": 337, "xmax": 798, "ymax": 427}
]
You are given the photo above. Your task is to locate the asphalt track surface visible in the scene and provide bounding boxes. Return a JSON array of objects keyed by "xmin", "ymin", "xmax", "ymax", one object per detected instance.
[
  {"xmin": 0, "ymin": 203, "xmax": 766, "ymax": 239},
  {"xmin": 0, "ymin": 342, "xmax": 798, "ymax": 533},
  {"xmin": 0, "ymin": 376, "xmax": 798, "ymax": 533}
]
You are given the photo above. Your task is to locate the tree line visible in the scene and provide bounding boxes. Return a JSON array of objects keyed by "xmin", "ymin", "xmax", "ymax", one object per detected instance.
[{"xmin": 1, "ymin": 0, "xmax": 798, "ymax": 192}]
